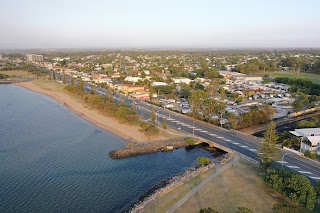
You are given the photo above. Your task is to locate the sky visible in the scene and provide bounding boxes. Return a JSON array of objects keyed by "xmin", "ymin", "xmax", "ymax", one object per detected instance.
[{"xmin": 0, "ymin": 0, "xmax": 320, "ymax": 49}]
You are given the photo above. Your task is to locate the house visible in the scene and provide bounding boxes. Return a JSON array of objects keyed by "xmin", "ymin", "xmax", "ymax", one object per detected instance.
[
  {"xmin": 289, "ymin": 128, "xmax": 320, "ymax": 154},
  {"xmin": 151, "ymin": 82, "xmax": 167, "ymax": 87}
]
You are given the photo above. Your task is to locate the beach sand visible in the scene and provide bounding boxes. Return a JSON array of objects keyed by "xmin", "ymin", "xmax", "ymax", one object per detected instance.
[{"xmin": 15, "ymin": 80, "xmax": 178, "ymax": 144}]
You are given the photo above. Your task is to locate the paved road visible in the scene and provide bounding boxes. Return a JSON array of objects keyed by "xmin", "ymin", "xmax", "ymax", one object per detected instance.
[
  {"xmin": 91, "ymin": 86, "xmax": 320, "ymax": 185},
  {"xmin": 131, "ymin": 98, "xmax": 320, "ymax": 185},
  {"xmin": 166, "ymin": 155, "xmax": 240, "ymax": 213}
]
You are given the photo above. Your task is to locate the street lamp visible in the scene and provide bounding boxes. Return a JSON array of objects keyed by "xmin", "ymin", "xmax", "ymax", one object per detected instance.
[
  {"xmin": 193, "ymin": 120, "xmax": 197, "ymax": 136},
  {"xmin": 281, "ymin": 153, "xmax": 289, "ymax": 170}
]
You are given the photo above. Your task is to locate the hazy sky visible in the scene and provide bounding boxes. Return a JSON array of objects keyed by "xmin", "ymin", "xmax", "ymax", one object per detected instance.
[{"xmin": 1, "ymin": 0, "xmax": 320, "ymax": 49}]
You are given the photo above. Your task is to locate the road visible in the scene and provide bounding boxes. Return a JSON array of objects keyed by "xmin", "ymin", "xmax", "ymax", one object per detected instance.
[{"xmin": 60, "ymin": 80, "xmax": 320, "ymax": 185}]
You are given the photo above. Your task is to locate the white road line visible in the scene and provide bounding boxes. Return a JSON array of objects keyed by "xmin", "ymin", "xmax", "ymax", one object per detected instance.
[
  {"xmin": 167, "ymin": 118, "xmax": 174, "ymax": 121},
  {"xmin": 240, "ymin": 145, "xmax": 248, "ymax": 148},
  {"xmin": 232, "ymin": 142, "xmax": 240, "ymax": 145},
  {"xmin": 298, "ymin": 171, "xmax": 312, "ymax": 174},
  {"xmin": 248, "ymin": 149, "xmax": 257, "ymax": 152},
  {"xmin": 276, "ymin": 161, "xmax": 288, "ymax": 164},
  {"xmin": 188, "ymin": 126, "xmax": 195, "ymax": 129},
  {"xmin": 287, "ymin": 165, "xmax": 300, "ymax": 169},
  {"xmin": 194, "ymin": 128, "xmax": 202, "ymax": 131},
  {"xmin": 172, "ymin": 121, "xmax": 180, "ymax": 123},
  {"xmin": 200, "ymin": 130, "xmax": 208, "ymax": 133},
  {"xmin": 224, "ymin": 139, "xmax": 231, "ymax": 142},
  {"xmin": 217, "ymin": 136, "xmax": 224, "ymax": 139},
  {"xmin": 310, "ymin": 176, "xmax": 320, "ymax": 180},
  {"xmin": 209, "ymin": 134, "xmax": 217, "ymax": 136}
]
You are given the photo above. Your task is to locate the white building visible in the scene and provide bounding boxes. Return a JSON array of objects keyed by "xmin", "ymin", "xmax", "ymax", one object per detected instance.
[
  {"xmin": 151, "ymin": 82, "xmax": 167, "ymax": 87},
  {"xmin": 232, "ymin": 74, "xmax": 262, "ymax": 82},
  {"xmin": 171, "ymin": 77, "xmax": 193, "ymax": 85},
  {"xmin": 124, "ymin": 76, "xmax": 142, "ymax": 83},
  {"xmin": 26, "ymin": 54, "xmax": 43, "ymax": 62},
  {"xmin": 289, "ymin": 128, "xmax": 320, "ymax": 154}
]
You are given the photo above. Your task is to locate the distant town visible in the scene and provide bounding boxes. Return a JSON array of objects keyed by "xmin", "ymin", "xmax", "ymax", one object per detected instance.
[
  {"xmin": 1, "ymin": 49, "xmax": 320, "ymax": 212},
  {"xmin": 1, "ymin": 50, "xmax": 320, "ymax": 157}
]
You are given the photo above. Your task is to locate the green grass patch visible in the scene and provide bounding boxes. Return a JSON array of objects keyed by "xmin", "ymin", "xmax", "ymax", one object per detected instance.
[{"xmin": 269, "ymin": 72, "xmax": 320, "ymax": 84}]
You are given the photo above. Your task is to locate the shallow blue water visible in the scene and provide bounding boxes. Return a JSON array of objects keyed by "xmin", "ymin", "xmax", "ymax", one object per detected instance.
[{"xmin": 0, "ymin": 85, "xmax": 214, "ymax": 213}]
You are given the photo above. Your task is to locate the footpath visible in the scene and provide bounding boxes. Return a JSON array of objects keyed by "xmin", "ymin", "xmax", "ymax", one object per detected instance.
[{"xmin": 165, "ymin": 154, "xmax": 240, "ymax": 213}]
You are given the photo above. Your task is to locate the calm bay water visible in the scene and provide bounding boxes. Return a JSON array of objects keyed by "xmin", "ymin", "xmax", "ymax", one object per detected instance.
[{"xmin": 0, "ymin": 85, "xmax": 214, "ymax": 213}]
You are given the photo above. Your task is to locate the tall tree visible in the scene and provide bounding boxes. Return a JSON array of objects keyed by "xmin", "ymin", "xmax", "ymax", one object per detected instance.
[
  {"xmin": 79, "ymin": 78, "xmax": 84, "ymax": 91},
  {"xmin": 63, "ymin": 71, "xmax": 66, "ymax": 84},
  {"xmin": 259, "ymin": 122, "xmax": 279, "ymax": 170},
  {"xmin": 71, "ymin": 76, "xmax": 74, "ymax": 86}
]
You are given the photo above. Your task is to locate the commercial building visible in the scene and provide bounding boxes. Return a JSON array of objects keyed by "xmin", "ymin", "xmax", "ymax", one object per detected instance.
[
  {"xmin": 289, "ymin": 128, "xmax": 320, "ymax": 154},
  {"xmin": 231, "ymin": 74, "xmax": 262, "ymax": 82},
  {"xmin": 26, "ymin": 54, "xmax": 43, "ymax": 62}
]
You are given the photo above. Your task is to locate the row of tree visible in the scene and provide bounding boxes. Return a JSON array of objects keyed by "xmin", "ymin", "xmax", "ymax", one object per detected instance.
[{"xmin": 63, "ymin": 83, "xmax": 160, "ymax": 139}]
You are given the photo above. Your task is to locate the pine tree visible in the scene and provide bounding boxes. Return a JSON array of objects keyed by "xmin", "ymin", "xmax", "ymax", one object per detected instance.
[
  {"xmin": 63, "ymin": 72, "xmax": 66, "ymax": 84},
  {"xmin": 259, "ymin": 122, "xmax": 279, "ymax": 170},
  {"xmin": 162, "ymin": 119, "xmax": 167, "ymax": 129},
  {"xmin": 71, "ymin": 77, "xmax": 74, "ymax": 86},
  {"xmin": 151, "ymin": 105, "xmax": 156, "ymax": 122}
]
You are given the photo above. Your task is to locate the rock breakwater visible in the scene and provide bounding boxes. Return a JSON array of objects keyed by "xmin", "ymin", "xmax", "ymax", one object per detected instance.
[
  {"xmin": 109, "ymin": 137, "xmax": 188, "ymax": 159},
  {"xmin": 128, "ymin": 162, "xmax": 215, "ymax": 213}
]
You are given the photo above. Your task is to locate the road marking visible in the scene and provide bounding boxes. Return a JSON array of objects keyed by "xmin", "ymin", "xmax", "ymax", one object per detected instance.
[
  {"xmin": 298, "ymin": 171, "xmax": 312, "ymax": 174},
  {"xmin": 200, "ymin": 130, "xmax": 208, "ymax": 133},
  {"xmin": 181, "ymin": 124, "xmax": 190, "ymax": 127},
  {"xmin": 188, "ymin": 126, "xmax": 195, "ymax": 129},
  {"xmin": 224, "ymin": 139, "xmax": 231, "ymax": 142},
  {"xmin": 232, "ymin": 142, "xmax": 240, "ymax": 145},
  {"xmin": 248, "ymin": 149, "xmax": 257, "ymax": 152},
  {"xmin": 276, "ymin": 161, "xmax": 288, "ymax": 164},
  {"xmin": 287, "ymin": 165, "xmax": 300, "ymax": 169},
  {"xmin": 310, "ymin": 176, "xmax": 320, "ymax": 180},
  {"xmin": 217, "ymin": 136, "xmax": 224, "ymax": 139},
  {"xmin": 209, "ymin": 134, "xmax": 217, "ymax": 136},
  {"xmin": 194, "ymin": 128, "xmax": 202, "ymax": 131},
  {"xmin": 240, "ymin": 145, "xmax": 248, "ymax": 148},
  {"xmin": 167, "ymin": 118, "xmax": 174, "ymax": 121},
  {"xmin": 172, "ymin": 121, "xmax": 180, "ymax": 123}
]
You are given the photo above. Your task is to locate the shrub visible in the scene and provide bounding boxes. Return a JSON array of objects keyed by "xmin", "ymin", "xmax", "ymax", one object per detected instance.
[
  {"xmin": 64, "ymin": 85, "xmax": 79, "ymax": 93},
  {"xmin": 185, "ymin": 138, "xmax": 195, "ymax": 146},
  {"xmin": 272, "ymin": 202, "xmax": 299, "ymax": 213},
  {"xmin": 197, "ymin": 157, "xmax": 211, "ymax": 166}
]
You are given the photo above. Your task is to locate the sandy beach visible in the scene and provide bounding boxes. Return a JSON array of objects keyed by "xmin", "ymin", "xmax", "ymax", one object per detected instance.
[{"xmin": 15, "ymin": 80, "xmax": 176, "ymax": 144}]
